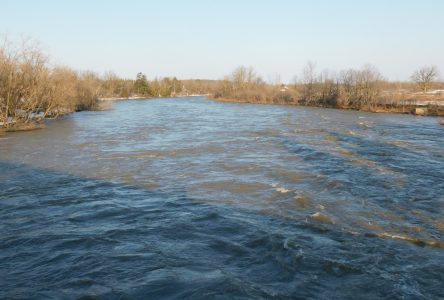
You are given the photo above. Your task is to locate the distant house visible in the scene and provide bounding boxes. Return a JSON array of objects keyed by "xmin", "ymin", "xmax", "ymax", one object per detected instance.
[
  {"xmin": 280, "ymin": 84, "xmax": 289, "ymax": 92},
  {"xmin": 426, "ymin": 90, "xmax": 444, "ymax": 95}
]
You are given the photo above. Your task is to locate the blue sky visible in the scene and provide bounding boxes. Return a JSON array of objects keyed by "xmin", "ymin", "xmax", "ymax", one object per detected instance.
[{"xmin": 1, "ymin": 0, "xmax": 443, "ymax": 82}]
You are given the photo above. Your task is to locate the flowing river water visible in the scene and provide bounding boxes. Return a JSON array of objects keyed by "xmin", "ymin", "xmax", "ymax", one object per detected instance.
[{"xmin": 1, "ymin": 97, "xmax": 443, "ymax": 299}]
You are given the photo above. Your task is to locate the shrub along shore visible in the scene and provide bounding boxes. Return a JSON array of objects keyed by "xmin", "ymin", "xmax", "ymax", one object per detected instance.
[{"xmin": 0, "ymin": 39, "xmax": 187, "ymax": 131}]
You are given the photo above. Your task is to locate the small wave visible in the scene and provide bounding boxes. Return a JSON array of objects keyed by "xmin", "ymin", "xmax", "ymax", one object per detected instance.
[
  {"xmin": 309, "ymin": 212, "xmax": 335, "ymax": 225},
  {"xmin": 129, "ymin": 154, "xmax": 158, "ymax": 159},
  {"xmin": 97, "ymin": 153, "xmax": 159, "ymax": 160},
  {"xmin": 375, "ymin": 232, "xmax": 444, "ymax": 249},
  {"xmin": 358, "ymin": 122, "xmax": 373, "ymax": 129},
  {"xmin": 96, "ymin": 156, "xmax": 128, "ymax": 161},
  {"xmin": 325, "ymin": 134, "xmax": 338, "ymax": 142},
  {"xmin": 198, "ymin": 181, "xmax": 270, "ymax": 194},
  {"xmin": 348, "ymin": 130, "xmax": 357, "ymax": 136},
  {"xmin": 338, "ymin": 149, "xmax": 354, "ymax": 155},
  {"xmin": 275, "ymin": 187, "xmax": 290, "ymax": 193},
  {"xmin": 294, "ymin": 195, "xmax": 313, "ymax": 208},
  {"xmin": 142, "ymin": 182, "xmax": 161, "ymax": 189},
  {"xmin": 323, "ymin": 258, "xmax": 363, "ymax": 275}
]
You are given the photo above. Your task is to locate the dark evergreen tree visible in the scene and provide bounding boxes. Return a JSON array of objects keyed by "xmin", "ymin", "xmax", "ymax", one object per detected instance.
[{"xmin": 134, "ymin": 72, "xmax": 150, "ymax": 96}]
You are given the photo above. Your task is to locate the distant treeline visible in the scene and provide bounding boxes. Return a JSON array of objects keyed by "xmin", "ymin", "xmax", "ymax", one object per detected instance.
[
  {"xmin": 2, "ymin": 38, "xmax": 444, "ymax": 130},
  {"xmin": 213, "ymin": 64, "xmax": 444, "ymax": 115}
]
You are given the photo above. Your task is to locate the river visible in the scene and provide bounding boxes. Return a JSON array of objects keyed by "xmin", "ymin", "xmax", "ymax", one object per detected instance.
[{"xmin": 1, "ymin": 97, "xmax": 443, "ymax": 299}]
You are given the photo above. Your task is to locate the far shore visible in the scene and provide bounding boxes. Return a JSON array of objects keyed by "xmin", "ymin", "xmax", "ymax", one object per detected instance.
[
  {"xmin": 2, "ymin": 96, "xmax": 443, "ymax": 135},
  {"xmin": 98, "ymin": 94, "xmax": 210, "ymax": 101},
  {"xmin": 98, "ymin": 96, "xmax": 149, "ymax": 101},
  {"xmin": 209, "ymin": 96, "xmax": 444, "ymax": 117}
]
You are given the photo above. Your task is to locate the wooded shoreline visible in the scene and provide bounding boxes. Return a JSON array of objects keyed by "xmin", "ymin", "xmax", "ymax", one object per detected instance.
[
  {"xmin": 2, "ymin": 39, "xmax": 444, "ymax": 132},
  {"xmin": 211, "ymin": 65, "xmax": 444, "ymax": 117}
]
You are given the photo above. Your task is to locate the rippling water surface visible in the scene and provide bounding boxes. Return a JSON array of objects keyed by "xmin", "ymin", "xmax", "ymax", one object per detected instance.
[{"xmin": 1, "ymin": 97, "xmax": 443, "ymax": 299}]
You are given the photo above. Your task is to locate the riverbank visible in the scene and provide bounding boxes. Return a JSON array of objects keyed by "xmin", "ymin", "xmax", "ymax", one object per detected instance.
[
  {"xmin": 1, "ymin": 122, "xmax": 46, "ymax": 133},
  {"xmin": 210, "ymin": 96, "xmax": 444, "ymax": 117},
  {"xmin": 98, "ymin": 94, "xmax": 211, "ymax": 101},
  {"xmin": 0, "ymin": 102, "xmax": 103, "ymax": 133},
  {"xmin": 98, "ymin": 96, "xmax": 149, "ymax": 101}
]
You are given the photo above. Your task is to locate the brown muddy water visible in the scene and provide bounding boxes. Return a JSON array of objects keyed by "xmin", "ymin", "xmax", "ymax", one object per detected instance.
[{"xmin": 1, "ymin": 97, "xmax": 443, "ymax": 299}]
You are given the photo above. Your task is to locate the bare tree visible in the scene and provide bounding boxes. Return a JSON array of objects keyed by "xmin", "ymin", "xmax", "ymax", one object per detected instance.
[
  {"xmin": 357, "ymin": 64, "xmax": 383, "ymax": 108},
  {"xmin": 102, "ymin": 71, "xmax": 120, "ymax": 97},
  {"xmin": 231, "ymin": 66, "xmax": 251, "ymax": 88},
  {"xmin": 318, "ymin": 69, "xmax": 338, "ymax": 106},
  {"xmin": 411, "ymin": 66, "xmax": 439, "ymax": 93},
  {"xmin": 338, "ymin": 69, "xmax": 357, "ymax": 107},
  {"xmin": 0, "ymin": 37, "xmax": 103, "ymax": 128},
  {"xmin": 301, "ymin": 61, "xmax": 318, "ymax": 104},
  {"xmin": 0, "ymin": 37, "xmax": 49, "ymax": 126}
]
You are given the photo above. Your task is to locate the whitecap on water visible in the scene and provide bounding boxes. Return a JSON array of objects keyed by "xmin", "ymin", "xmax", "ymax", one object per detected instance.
[
  {"xmin": 309, "ymin": 212, "xmax": 335, "ymax": 224},
  {"xmin": 348, "ymin": 130, "xmax": 357, "ymax": 136},
  {"xmin": 276, "ymin": 187, "xmax": 290, "ymax": 193}
]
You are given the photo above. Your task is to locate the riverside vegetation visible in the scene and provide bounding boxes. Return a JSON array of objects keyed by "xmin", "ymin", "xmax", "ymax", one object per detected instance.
[
  {"xmin": 213, "ymin": 65, "xmax": 444, "ymax": 116},
  {"xmin": 1, "ymin": 39, "xmax": 443, "ymax": 133},
  {"xmin": 0, "ymin": 39, "xmax": 188, "ymax": 131}
]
